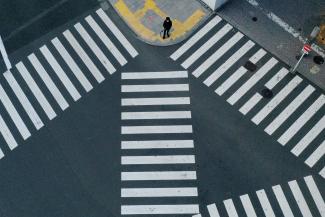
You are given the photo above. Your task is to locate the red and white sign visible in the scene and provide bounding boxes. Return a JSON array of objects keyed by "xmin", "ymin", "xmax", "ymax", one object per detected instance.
[{"xmin": 303, "ymin": 44, "xmax": 312, "ymax": 54}]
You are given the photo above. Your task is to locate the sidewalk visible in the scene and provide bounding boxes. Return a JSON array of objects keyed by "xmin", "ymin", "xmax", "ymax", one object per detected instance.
[
  {"xmin": 216, "ymin": 0, "xmax": 325, "ymax": 91},
  {"xmin": 107, "ymin": 0, "xmax": 211, "ymax": 46}
]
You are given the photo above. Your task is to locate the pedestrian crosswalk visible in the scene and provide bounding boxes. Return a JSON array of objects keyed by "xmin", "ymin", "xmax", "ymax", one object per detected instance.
[
  {"xmin": 0, "ymin": 8, "xmax": 138, "ymax": 159},
  {"xmin": 196, "ymin": 175, "xmax": 324, "ymax": 217},
  {"xmin": 170, "ymin": 15, "xmax": 325, "ymax": 179},
  {"xmin": 120, "ymin": 71, "xmax": 199, "ymax": 216}
]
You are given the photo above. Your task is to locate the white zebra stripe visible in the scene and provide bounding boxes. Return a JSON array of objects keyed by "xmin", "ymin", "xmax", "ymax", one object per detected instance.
[
  {"xmin": 0, "ymin": 114, "xmax": 18, "ymax": 150},
  {"xmin": 181, "ymin": 24, "xmax": 233, "ymax": 69},
  {"xmin": 170, "ymin": 16, "xmax": 222, "ymax": 60},
  {"xmin": 121, "ymin": 187, "xmax": 198, "ymax": 197},
  {"xmin": 227, "ymin": 57, "xmax": 278, "ymax": 105},
  {"xmin": 16, "ymin": 61, "xmax": 57, "ymax": 120},
  {"xmin": 121, "ymin": 111, "xmax": 191, "ymax": 120},
  {"xmin": 121, "ymin": 171, "xmax": 197, "ymax": 181},
  {"xmin": 305, "ymin": 140, "xmax": 325, "ymax": 167},
  {"xmin": 85, "ymin": 15, "xmax": 127, "ymax": 66},
  {"xmin": 121, "ymin": 84, "xmax": 189, "ymax": 92},
  {"xmin": 121, "ymin": 140, "xmax": 194, "ymax": 149},
  {"xmin": 278, "ymin": 95, "xmax": 325, "ymax": 145},
  {"xmin": 63, "ymin": 30, "xmax": 105, "ymax": 83},
  {"xmin": 51, "ymin": 37, "xmax": 93, "ymax": 92},
  {"xmin": 207, "ymin": 204, "xmax": 221, "ymax": 217},
  {"xmin": 252, "ymin": 76, "xmax": 302, "ymax": 125},
  {"xmin": 121, "ymin": 155, "xmax": 195, "ymax": 164},
  {"xmin": 239, "ymin": 93, "xmax": 263, "ymax": 115},
  {"xmin": 121, "ymin": 125, "xmax": 193, "ymax": 134},
  {"xmin": 28, "ymin": 54, "xmax": 69, "ymax": 110},
  {"xmin": 0, "ymin": 84, "xmax": 31, "ymax": 140},
  {"xmin": 256, "ymin": 189, "xmax": 276, "ymax": 217},
  {"xmin": 122, "ymin": 71, "xmax": 188, "ymax": 79},
  {"xmin": 240, "ymin": 194, "xmax": 258, "ymax": 217},
  {"xmin": 223, "ymin": 199, "xmax": 239, "ymax": 217},
  {"xmin": 291, "ymin": 115, "xmax": 325, "ymax": 156},
  {"xmin": 121, "ymin": 205, "xmax": 199, "ymax": 215},
  {"xmin": 265, "ymin": 85, "xmax": 314, "ymax": 135},
  {"xmin": 192, "ymin": 32, "xmax": 244, "ymax": 78},
  {"xmin": 304, "ymin": 176, "xmax": 325, "ymax": 217},
  {"xmin": 121, "ymin": 97, "xmax": 190, "ymax": 106},
  {"xmin": 4, "ymin": 71, "xmax": 44, "ymax": 130},
  {"xmin": 96, "ymin": 8, "xmax": 138, "ymax": 57},
  {"xmin": 40, "ymin": 45, "xmax": 81, "ymax": 101},
  {"xmin": 272, "ymin": 185, "xmax": 294, "ymax": 217},
  {"xmin": 288, "ymin": 180, "xmax": 313, "ymax": 217},
  {"xmin": 74, "ymin": 23, "xmax": 116, "ymax": 74},
  {"xmin": 204, "ymin": 40, "xmax": 255, "ymax": 87}
]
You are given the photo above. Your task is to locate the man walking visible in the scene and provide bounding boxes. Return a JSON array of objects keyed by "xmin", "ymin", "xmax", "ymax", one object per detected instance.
[{"xmin": 163, "ymin": 17, "xmax": 172, "ymax": 39}]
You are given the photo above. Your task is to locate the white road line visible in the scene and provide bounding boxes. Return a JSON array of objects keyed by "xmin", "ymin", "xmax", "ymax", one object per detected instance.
[
  {"xmin": 121, "ymin": 84, "xmax": 189, "ymax": 92},
  {"xmin": 0, "ymin": 114, "xmax": 18, "ymax": 150},
  {"xmin": 40, "ymin": 45, "xmax": 81, "ymax": 101},
  {"xmin": 204, "ymin": 40, "xmax": 255, "ymax": 87},
  {"xmin": 121, "ymin": 155, "xmax": 195, "ymax": 164},
  {"xmin": 96, "ymin": 8, "xmax": 138, "ymax": 58},
  {"xmin": 51, "ymin": 37, "xmax": 93, "ymax": 92},
  {"xmin": 121, "ymin": 204, "xmax": 199, "ymax": 215},
  {"xmin": 223, "ymin": 199, "xmax": 239, "ymax": 217},
  {"xmin": 0, "ymin": 84, "xmax": 31, "ymax": 140},
  {"xmin": 291, "ymin": 115, "xmax": 325, "ymax": 156},
  {"xmin": 4, "ymin": 71, "xmax": 44, "ymax": 130},
  {"xmin": 272, "ymin": 185, "xmax": 294, "ymax": 217},
  {"xmin": 181, "ymin": 24, "xmax": 233, "ymax": 69},
  {"xmin": 0, "ymin": 148, "xmax": 4, "ymax": 159},
  {"xmin": 304, "ymin": 176, "xmax": 325, "ymax": 217},
  {"xmin": 192, "ymin": 32, "xmax": 244, "ymax": 78},
  {"xmin": 121, "ymin": 97, "xmax": 190, "ymax": 106},
  {"xmin": 193, "ymin": 214, "xmax": 202, "ymax": 217},
  {"xmin": 305, "ymin": 141, "xmax": 325, "ymax": 168},
  {"xmin": 215, "ymin": 48, "xmax": 266, "ymax": 96},
  {"xmin": 256, "ymin": 189, "xmax": 276, "ymax": 217},
  {"xmin": 227, "ymin": 57, "xmax": 278, "ymax": 105},
  {"xmin": 288, "ymin": 180, "xmax": 313, "ymax": 217},
  {"xmin": 170, "ymin": 16, "xmax": 222, "ymax": 60},
  {"xmin": 85, "ymin": 15, "xmax": 127, "ymax": 66},
  {"xmin": 74, "ymin": 23, "xmax": 116, "ymax": 74},
  {"xmin": 278, "ymin": 95, "xmax": 325, "ymax": 145},
  {"xmin": 207, "ymin": 204, "xmax": 221, "ymax": 217},
  {"xmin": 239, "ymin": 93, "xmax": 263, "ymax": 115},
  {"xmin": 121, "ymin": 111, "xmax": 191, "ymax": 120},
  {"xmin": 265, "ymin": 85, "xmax": 314, "ymax": 135},
  {"xmin": 122, "ymin": 71, "xmax": 188, "ymax": 79},
  {"xmin": 121, "ymin": 171, "xmax": 197, "ymax": 181},
  {"xmin": 63, "ymin": 30, "xmax": 105, "ymax": 83},
  {"xmin": 121, "ymin": 140, "xmax": 194, "ymax": 149},
  {"xmin": 16, "ymin": 62, "xmax": 56, "ymax": 120},
  {"xmin": 28, "ymin": 54, "xmax": 69, "ymax": 110},
  {"xmin": 265, "ymin": 68, "xmax": 289, "ymax": 89},
  {"xmin": 121, "ymin": 125, "xmax": 193, "ymax": 134},
  {"xmin": 252, "ymin": 76, "xmax": 302, "ymax": 125},
  {"xmin": 320, "ymin": 167, "xmax": 325, "ymax": 179},
  {"xmin": 240, "ymin": 194, "xmax": 257, "ymax": 217},
  {"xmin": 121, "ymin": 187, "xmax": 198, "ymax": 197}
]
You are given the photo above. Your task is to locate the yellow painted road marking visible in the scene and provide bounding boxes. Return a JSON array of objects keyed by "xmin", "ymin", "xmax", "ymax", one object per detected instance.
[{"xmin": 114, "ymin": 0, "xmax": 207, "ymax": 43}]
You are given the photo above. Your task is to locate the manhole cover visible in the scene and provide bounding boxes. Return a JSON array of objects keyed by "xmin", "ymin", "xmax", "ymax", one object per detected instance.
[
  {"xmin": 313, "ymin": 55, "xmax": 324, "ymax": 65},
  {"xmin": 244, "ymin": 61, "xmax": 257, "ymax": 72},
  {"xmin": 261, "ymin": 88, "xmax": 273, "ymax": 98}
]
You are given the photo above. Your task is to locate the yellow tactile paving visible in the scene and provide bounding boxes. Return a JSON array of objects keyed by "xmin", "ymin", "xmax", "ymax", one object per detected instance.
[
  {"xmin": 316, "ymin": 24, "xmax": 325, "ymax": 45},
  {"xmin": 114, "ymin": 0, "xmax": 207, "ymax": 43}
]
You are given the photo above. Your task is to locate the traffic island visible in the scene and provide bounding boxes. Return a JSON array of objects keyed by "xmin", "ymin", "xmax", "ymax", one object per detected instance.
[{"xmin": 107, "ymin": 0, "xmax": 211, "ymax": 46}]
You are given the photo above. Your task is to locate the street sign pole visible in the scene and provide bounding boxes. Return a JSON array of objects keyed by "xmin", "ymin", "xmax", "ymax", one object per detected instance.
[
  {"xmin": 290, "ymin": 44, "xmax": 311, "ymax": 74},
  {"xmin": 0, "ymin": 35, "xmax": 12, "ymax": 71}
]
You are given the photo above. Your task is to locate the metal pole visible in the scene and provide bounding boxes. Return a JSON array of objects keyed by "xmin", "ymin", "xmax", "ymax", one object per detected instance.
[
  {"xmin": 0, "ymin": 35, "xmax": 12, "ymax": 70},
  {"xmin": 290, "ymin": 52, "xmax": 305, "ymax": 74}
]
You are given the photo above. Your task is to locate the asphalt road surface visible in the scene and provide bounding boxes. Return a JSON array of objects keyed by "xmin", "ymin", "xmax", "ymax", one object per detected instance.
[{"xmin": 0, "ymin": 2, "xmax": 324, "ymax": 217}]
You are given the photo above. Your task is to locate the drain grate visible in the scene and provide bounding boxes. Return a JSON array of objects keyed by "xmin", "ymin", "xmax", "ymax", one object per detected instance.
[
  {"xmin": 313, "ymin": 56, "xmax": 324, "ymax": 65},
  {"xmin": 244, "ymin": 61, "xmax": 257, "ymax": 72},
  {"xmin": 261, "ymin": 88, "xmax": 273, "ymax": 99}
]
